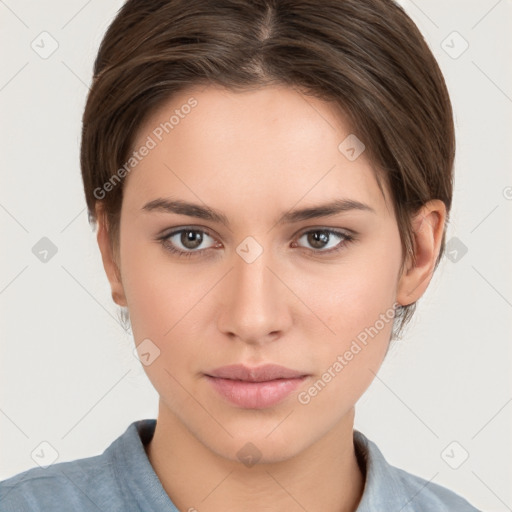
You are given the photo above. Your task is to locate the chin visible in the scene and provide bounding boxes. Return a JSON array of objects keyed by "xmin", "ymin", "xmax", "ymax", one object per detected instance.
[{"xmin": 201, "ymin": 422, "xmax": 314, "ymax": 466}]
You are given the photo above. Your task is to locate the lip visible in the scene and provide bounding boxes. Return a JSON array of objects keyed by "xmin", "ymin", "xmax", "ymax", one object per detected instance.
[
  {"xmin": 205, "ymin": 363, "xmax": 307, "ymax": 382},
  {"xmin": 204, "ymin": 364, "xmax": 309, "ymax": 409}
]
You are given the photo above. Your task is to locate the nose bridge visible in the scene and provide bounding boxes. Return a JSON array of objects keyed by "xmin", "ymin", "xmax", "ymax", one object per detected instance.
[
  {"xmin": 235, "ymin": 245, "xmax": 270, "ymax": 298},
  {"xmin": 233, "ymin": 241, "xmax": 276, "ymax": 314},
  {"xmin": 218, "ymin": 237, "xmax": 289, "ymax": 342}
]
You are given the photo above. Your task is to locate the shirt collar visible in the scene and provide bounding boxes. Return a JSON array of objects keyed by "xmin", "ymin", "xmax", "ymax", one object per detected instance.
[
  {"xmin": 110, "ymin": 419, "xmax": 424, "ymax": 511},
  {"xmin": 353, "ymin": 428, "xmax": 430, "ymax": 511}
]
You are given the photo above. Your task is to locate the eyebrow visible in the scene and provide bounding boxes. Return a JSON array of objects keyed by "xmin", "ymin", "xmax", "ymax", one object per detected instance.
[{"xmin": 141, "ymin": 197, "xmax": 376, "ymax": 227}]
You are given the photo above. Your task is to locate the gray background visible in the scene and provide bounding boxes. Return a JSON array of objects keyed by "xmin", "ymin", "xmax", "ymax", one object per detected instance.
[{"xmin": 0, "ymin": 1, "xmax": 511, "ymax": 510}]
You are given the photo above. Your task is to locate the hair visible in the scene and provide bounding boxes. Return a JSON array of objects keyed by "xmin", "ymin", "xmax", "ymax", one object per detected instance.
[{"xmin": 80, "ymin": 0, "xmax": 455, "ymax": 340}]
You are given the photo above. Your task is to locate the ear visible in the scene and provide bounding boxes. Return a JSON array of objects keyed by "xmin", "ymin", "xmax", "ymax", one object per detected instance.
[
  {"xmin": 397, "ymin": 199, "xmax": 447, "ymax": 307},
  {"xmin": 95, "ymin": 203, "xmax": 127, "ymax": 307}
]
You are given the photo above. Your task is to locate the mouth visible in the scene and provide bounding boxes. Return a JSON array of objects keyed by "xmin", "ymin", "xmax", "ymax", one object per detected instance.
[
  {"xmin": 204, "ymin": 364, "xmax": 310, "ymax": 409},
  {"xmin": 205, "ymin": 363, "xmax": 309, "ymax": 382}
]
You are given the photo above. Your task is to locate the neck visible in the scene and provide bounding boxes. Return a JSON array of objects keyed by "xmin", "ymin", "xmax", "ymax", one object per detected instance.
[{"xmin": 145, "ymin": 404, "xmax": 365, "ymax": 512}]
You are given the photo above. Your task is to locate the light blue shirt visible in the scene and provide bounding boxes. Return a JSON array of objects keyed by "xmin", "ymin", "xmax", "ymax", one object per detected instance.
[{"xmin": 0, "ymin": 418, "xmax": 481, "ymax": 511}]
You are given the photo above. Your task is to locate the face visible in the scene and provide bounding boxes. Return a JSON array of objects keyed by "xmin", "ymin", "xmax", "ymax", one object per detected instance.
[{"xmin": 99, "ymin": 84, "xmax": 420, "ymax": 463}]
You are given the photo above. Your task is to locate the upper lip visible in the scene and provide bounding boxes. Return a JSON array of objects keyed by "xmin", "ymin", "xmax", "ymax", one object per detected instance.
[{"xmin": 205, "ymin": 364, "xmax": 308, "ymax": 382}]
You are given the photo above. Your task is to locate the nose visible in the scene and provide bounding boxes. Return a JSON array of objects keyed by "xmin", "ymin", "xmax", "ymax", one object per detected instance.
[{"xmin": 216, "ymin": 244, "xmax": 292, "ymax": 346}]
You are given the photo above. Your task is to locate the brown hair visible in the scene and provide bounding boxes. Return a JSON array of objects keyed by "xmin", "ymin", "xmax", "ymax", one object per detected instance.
[{"xmin": 81, "ymin": 0, "xmax": 455, "ymax": 340}]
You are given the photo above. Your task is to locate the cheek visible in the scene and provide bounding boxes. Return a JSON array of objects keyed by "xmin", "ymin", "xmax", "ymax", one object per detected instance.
[
  {"xmin": 295, "ymin": 272, "xmax": 397, "ymax": 412},
  {"xmin": 119, "ymin": 235, "xmax": 220, "ymax": 374},
  {"xmin": 291, "ymin": 232, "xmax": 401, "ymax": 393},
  {"xmin": 297, "ymin": 236, "xmax": 400, "ymax": 340},
  {"xmin": 119, "ymin": 234, "xmax": 184, "ymax": 345},
  {"xmin": 119, "ymin": 242, "xmax": 209, "ymax": 406}
]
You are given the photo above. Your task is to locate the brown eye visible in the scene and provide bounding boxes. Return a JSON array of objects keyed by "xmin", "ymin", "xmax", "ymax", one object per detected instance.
[
  {"xmin": 306, "ymin": 230, "xmax": 330, "ymax": 249},
  {"xmin": 295, "ymin": 229, "xmax": 354, "ymax": 254},
  {"xmin": 180, "ymin": 230, "xmax": 204, "ymax": 250},
  {"xmin": 160, "ymin": 228, "xmax": 218, "ymax": 258}
]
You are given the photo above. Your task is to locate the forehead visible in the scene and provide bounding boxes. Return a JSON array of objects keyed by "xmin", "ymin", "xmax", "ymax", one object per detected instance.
[{"xmin": 124, "ymin": 85, "xmax": 391, "ymax": 219}]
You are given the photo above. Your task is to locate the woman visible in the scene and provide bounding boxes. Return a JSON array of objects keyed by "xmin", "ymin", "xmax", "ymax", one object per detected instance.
[{"xmin": 0, "ymin": 0, "xmax": 481, "ymax": 510}]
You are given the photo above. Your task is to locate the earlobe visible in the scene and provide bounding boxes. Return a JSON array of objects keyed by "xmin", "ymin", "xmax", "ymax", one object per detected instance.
[
  {"xmin": 396, "ymin": 199, "xmax": 446, "ymax": 307},
  {"xmin": 95, "ymin": 203, "xmax": 127, "ymax": 307}
]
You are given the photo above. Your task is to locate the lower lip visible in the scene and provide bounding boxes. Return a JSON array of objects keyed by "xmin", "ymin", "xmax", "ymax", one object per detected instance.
[{"xmin": 205, "ymin": 375, "xmax": 308, "ymax": 409}]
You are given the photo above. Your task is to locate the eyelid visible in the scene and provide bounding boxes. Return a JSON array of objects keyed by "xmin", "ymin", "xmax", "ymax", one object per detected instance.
[
  {"xmin": 160, "ymin": 224, "xmax": 355, "ymax": 240},
  {"xmin": 294, "ymin": 225, "xmax": 356, "ymax": 238},
  {"xmin": 161, "ymin": 226, "xmax": 219, "ymax": 248},
  {"xmin": 293, "ymin": 227, "xmax": 354, "ymax": 251}
]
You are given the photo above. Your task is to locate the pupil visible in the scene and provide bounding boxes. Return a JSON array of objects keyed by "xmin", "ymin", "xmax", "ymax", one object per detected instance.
[
  {"xmin": 310, "ymin": 231, "xmax": 328, "ymax": 249},
  {"xmin": 183, "ymin": 230, "xmax": 202, "ymax": 249}
]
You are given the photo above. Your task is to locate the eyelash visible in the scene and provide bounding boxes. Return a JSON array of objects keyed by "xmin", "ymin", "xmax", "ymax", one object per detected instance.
[{"xmin": 158, "ymin": 227, "xmax": 356, "ymax": 259}]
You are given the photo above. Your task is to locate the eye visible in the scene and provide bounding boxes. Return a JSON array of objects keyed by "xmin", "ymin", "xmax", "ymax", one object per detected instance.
[
  {"xmin": 293, "ymin": 228, "xmax": 354, "ymax": 254},
  {"xmin": 158, "ymin": 227, "xmax": 356, "ymax": 259},
  {"xmin": 159, "ymin": 228, "xmax": 219, "ymax": 258}
]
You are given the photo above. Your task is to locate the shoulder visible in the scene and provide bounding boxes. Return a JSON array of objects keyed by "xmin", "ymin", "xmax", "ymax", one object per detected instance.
[
  {"xmin": 0, "ymin": 450, "xmax": 120, "ymax": 512},
  {"xmin": 0, "ymin": 419, "xmax": 157, "ymax": 512},
  {"xmin": 353, "ymin": 430, "xmax": 482, "ymax": 512},
  {"xmin": 390, "ymin": 463, "xmax": 482, "ymax": 511}
]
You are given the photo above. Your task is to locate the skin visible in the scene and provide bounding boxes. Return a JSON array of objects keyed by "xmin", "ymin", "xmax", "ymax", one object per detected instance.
[{"xmin": 96, "ymin": 84, "xmax": 446, "ymax": 512}]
